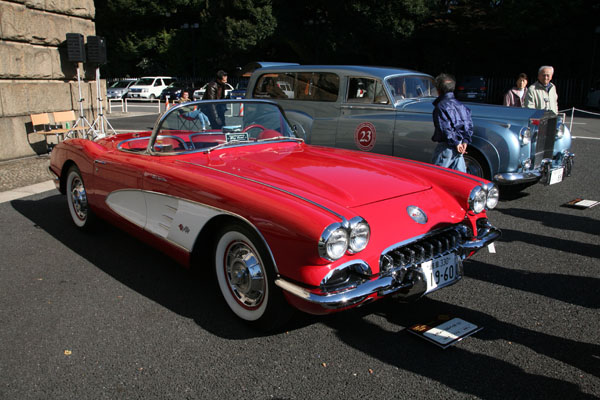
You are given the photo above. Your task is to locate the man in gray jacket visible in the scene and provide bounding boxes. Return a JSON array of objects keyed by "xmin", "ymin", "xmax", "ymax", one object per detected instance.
[{"xmin": 524, "ymin": 66, "xmax": 558, "ymax": 114}]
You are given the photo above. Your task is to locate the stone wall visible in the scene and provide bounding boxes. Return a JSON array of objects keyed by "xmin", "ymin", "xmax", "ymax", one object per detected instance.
[{"xmin": 0, "ymin": 0, "xmax": 104, "ymax": 160}]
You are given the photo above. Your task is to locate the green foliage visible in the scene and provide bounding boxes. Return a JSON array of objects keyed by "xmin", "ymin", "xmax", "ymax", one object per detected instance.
[{"xmin": 95, "ymin": 0, "xmax": 599, "ymax": 80}]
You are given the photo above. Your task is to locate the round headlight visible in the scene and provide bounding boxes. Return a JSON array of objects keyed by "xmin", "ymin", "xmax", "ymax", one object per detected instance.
[
  {"xmin": 349, "ymin": 220, "xmax": 370, "ymax": 253},
  {"xmin": 486, "ymin": 185, "xmax": 500, "ymax": 209},
  {"xmin": 520, "ymin": 127, "xmax": 531, "ymax": 145},
  {"xmin": 469, "ymin": 186, "xmax": 487, "ymax": 214},
  {"xmin": 319, "ymin": 224, "xmax": 348, "ymax": 261},
  {"xmin": 556, "ymin": 123, "xmax": 565, "ymax": 139}
]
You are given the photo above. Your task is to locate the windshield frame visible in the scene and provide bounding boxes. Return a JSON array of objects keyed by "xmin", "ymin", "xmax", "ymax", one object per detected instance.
[{"xmin": 140, "ymin": 99, "xmax": 301, "ymax": 156}]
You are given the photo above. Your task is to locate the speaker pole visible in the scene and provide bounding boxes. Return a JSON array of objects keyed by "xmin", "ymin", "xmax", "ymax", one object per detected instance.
[
  {"xmin": 72, "ymin": 62, "xmax": 94, "ymax": 138},
  {"xmin": 90, "ymin": 65, "xmax": 116, "ymax": 137}
]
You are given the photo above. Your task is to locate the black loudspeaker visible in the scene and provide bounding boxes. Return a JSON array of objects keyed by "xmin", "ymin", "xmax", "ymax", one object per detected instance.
[
  {"xmin": 86, "ymin": 36, "xmax": 107, "ymax": 64},
  {"xmin": 66, "ymin": 33, "xmax": 86, "ymax": 63}
]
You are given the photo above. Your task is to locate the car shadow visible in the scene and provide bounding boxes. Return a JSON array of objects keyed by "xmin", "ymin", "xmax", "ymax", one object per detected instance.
[
  {"xmin": 324, "ymin": 297, "xmax": 599, "ymax": 398},
  {"xmin": 498, "ymin": 228, "xmax": 600, "ymax": 258},
  {"xmin": 496, "ymin": 207, "xmax": 600, "ymax": 236},
  {"xmin": 464, "ymin": 261, "xmax": 599, "ymax": 309},
  {"xmin": 11, "ymin": 194, "xmax": 317, "ymax": 339}
]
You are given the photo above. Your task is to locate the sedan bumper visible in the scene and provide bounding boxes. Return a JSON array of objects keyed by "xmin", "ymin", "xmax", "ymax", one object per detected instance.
[
  {"xmin": 275, "ymin": 221, "xmax": 501, "ymax": 311},
  {"xmin": 494, "ymin": 152, "xmax": 575, "ymax": 185}
]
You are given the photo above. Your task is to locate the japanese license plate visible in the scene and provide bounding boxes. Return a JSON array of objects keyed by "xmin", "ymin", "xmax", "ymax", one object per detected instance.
[
  {"xmin": 548, "ymin": 167, "xmax": 564, "ymax": 185},
  {"xmin": 421, "ymin": 253, "xmax": 459, "ymax": 294}
]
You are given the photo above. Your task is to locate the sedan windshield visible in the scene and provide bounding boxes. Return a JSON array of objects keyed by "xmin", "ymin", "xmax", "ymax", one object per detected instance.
[
  {"xmin": 110, "ymin": 80, "xmax": 135, "ymax": 88},
  {"xmin": 149, "ymin": 100, "xmax": 299, "ymax": 154},
  {"xmin": 386, "ymin": 75, "xmax": 437, "ymax": 102}
]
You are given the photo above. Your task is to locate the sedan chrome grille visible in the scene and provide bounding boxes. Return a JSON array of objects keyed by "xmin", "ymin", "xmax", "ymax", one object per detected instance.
[{"xmin": 533, "ymin": 116, "xmax": 558, "ymax": 168}]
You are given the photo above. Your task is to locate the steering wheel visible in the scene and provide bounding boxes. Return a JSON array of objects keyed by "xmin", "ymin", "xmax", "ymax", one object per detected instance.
[{"xmin": 243, "ymin": 124, "xmax": 266, "ymax": 133}]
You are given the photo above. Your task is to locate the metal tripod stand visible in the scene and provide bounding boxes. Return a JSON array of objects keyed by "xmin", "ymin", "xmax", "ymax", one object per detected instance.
[
  {"xmin": 72, "ymin": 63, "xmax": 95, "ymax": 138},
  {"xmin": 90, "ymin": 66, "xmax": 116, "ymax": 138}
]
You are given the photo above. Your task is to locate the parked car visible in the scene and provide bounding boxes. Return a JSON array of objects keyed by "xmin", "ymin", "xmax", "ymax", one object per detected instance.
[
  {"xmin": 48, "ymin": 99, "xmax": 500, "ymax": 330},
  {"xmin": 247, "ymin": 65, "xmax": 574, "ymax": 191},
  {"xmin": 128, "ymin": 76, "xmax": 175, "ymax": 99},
  {"xmin": 160, "ymin": 81, "xmax": 200, "ymax": 102},
  {"xmin": 230, "ymin": 62, "xmax": 300, "ymax": 99},
  {"xmin": 193, "ymin": 82, "xmax": 234, "ymax": 100},
  {"xmin": 106, "ymin": 79, "xmax": 137, "ymax": 100},
  {"xmin": 229, "ymin": 78, "xmax": 248, "ymax": 99},
  {"xmin": 455, "ymin": 75, "xmax": 487, "ymax": 103}
]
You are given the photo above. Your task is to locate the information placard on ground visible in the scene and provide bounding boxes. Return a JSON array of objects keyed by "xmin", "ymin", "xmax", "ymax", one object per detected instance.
[{"xmin": 408, "ymin": 316, "xmax": 483, "ymax": 349}]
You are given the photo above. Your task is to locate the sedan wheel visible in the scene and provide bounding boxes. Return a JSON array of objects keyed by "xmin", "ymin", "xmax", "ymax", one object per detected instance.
[
  {"xmin": 214, "ymin": 223, "xmax": 291, "ymax": 330},
  {"xmin": 66, "ymin": 165, "xmax": 95, "ymax": 229},
  {"xmin": 463, "ymin": 154, "xmax": 487, "ymax": 179}
]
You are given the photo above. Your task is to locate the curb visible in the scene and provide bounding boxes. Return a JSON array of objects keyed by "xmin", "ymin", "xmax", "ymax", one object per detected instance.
[{"xmin": 0, "ymin": 180, "xmax": 55, "ymax": 204}]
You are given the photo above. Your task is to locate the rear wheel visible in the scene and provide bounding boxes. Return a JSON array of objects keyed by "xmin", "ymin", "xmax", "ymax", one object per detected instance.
[
  {"xmin": 213, "ymin": 222, "xmax": 291, "ymax": 331},
  {"xmin": 66, "ymin": 165, "xmax": 95, "ymax": 229}
]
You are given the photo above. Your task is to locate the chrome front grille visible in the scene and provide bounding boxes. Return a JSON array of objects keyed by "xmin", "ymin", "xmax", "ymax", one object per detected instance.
[
  {"xmin": 533, "ymin": 116, "xmax": 558, "ymax": 168},
  {"xmin": 380, "ymin": 226, "xmax": 465, "ymax": 275}
]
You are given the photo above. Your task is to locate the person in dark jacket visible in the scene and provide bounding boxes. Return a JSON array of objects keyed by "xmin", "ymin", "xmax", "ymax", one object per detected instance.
[
  {"xmin": 431, "ymin": 73, "xmax": 473, "ymax": 173},
  {"xmin": 202, "ymin": 70, "xmax": 228, "ymax": 127}
]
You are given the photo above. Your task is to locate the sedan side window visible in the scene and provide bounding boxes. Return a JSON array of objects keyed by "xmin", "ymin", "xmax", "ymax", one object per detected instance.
[{"xmin": 347, "ymin": 78, "xmax": 388, "ymax": 104}]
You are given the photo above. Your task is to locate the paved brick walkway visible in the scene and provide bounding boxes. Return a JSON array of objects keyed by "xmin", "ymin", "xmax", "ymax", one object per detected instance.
[{"xmin": 0, "ymin": 155, "xmax": 51, "ymax": 192}]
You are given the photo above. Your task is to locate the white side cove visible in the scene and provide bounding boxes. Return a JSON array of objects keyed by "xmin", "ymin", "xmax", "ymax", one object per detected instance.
[{"xmin": 106, "ymin": 189, "xmax": 222, "ymax": 252}]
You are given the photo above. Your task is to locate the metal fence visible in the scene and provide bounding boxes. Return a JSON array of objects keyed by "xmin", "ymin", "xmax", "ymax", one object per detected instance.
[{"xmin": 485, "ymin": 76, "xmax": 590, "ymax": 108}]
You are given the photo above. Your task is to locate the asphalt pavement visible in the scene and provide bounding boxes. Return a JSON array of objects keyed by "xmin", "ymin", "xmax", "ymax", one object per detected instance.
[{"xmin": 0, "ymin": 111, "xmax": 598, "ymax": 399}]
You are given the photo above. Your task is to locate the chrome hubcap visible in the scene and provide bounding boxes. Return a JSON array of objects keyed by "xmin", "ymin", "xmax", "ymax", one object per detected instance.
[
  {"xmin": 225, "ymin": 242, "xmax": 265, "ymax": 308},
  {"xmin": 465, "ymin": 158, "xmax": 484, "ymax": 178},
  {"xmin": 70, "ymin": 177, "xmax": 88, "ymax": 221}
]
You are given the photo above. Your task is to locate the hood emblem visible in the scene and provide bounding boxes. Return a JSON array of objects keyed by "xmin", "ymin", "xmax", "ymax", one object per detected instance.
[{"xmin": 407, "ymin": 206, "xmax": 427, "ymax": 224}]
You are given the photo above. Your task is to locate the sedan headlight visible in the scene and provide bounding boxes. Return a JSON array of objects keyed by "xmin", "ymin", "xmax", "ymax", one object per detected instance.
[
  {"xmin": 520, "ymin": 127, "xmax": 532, "ymax": 145},
  {"xmin": 469, "ymin": 183, "xmax": 499, "ymax": 214},
  {"xmin": 319, "ymin": 218, "xmax": 370, "ymax": 261},
  {"xmin": 556, "ymin": 123, "xmax": 566, "ymax": 139}
]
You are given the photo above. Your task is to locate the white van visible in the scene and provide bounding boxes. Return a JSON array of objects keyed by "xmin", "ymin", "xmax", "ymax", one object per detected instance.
[{"xmin": 128, "ymin": 76, "xmax": 175, "ymax": 99}]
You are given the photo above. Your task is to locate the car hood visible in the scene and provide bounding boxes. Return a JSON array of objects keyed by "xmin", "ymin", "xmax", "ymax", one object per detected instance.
[
  {"xmin": 188, "ymin": 142, "xmax": 433, "ymax": 208},
  {"xmin": 397, "ymin": 98, "xmax": 545, "ymax": 121}
]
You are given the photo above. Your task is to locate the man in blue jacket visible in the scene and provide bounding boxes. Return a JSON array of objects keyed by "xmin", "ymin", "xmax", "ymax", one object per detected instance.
[{"xmin": 431, "ymin": 73, "xmax": 473, "ymax": 173}]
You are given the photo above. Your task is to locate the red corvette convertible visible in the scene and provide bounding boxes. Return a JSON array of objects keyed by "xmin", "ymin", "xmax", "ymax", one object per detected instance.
[{"xmin": 49, "ymin": 100, "xmax": 500, "ymax": 330}]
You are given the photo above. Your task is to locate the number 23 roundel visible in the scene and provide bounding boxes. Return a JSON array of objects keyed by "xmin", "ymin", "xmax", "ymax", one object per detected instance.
[{"xmin": 354, "ymin": 122, "xmax": 376, "ymax": 151}]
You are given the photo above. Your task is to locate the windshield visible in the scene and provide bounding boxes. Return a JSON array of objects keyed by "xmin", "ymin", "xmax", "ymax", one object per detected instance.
[
  {"xmin": 386, "ymin": 75, "xmax": 437, "ymax": 102},
  {"xmin": 136, "ymin": 78, "xmax": 156, "ymax": 86},
  {"xmin": 110, "ymin": 80, "xmax": 135, "ymax": 88},
  {"xmin": 145, "ymin": 101, "xmax": 299, "ymax": 154}
]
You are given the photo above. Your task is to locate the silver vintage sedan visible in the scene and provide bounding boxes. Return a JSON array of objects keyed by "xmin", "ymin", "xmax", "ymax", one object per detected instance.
[{"xmin": 247, "ymin": 65, "xmax": 574, "ymax": 190}]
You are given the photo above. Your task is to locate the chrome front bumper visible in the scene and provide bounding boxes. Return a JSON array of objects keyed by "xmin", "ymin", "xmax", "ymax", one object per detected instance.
[
  {"xmin": 494, "ymin": 152, "xmax": 575, "ymax": 185},
  {"xmin": 275, "ymin": 221, "xmax": 501, "ymax": 310},
  {"xmin": 47, "ymin": 166, "xmax": 60, "ymax": 189}
]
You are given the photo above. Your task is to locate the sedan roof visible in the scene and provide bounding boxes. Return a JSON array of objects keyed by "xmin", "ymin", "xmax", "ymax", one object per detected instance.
[{"xmin": 253, "ymin": 65, "xmax": 431, "ymax": 79}]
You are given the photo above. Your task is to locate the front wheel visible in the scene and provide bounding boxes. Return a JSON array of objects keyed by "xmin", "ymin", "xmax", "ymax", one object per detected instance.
[
  {"xmin": 463, "ymin": 154, "xmax": 489, "ymax": 179},
  {"xmin": 213, "ymin": 222, "xmax": 291, "ymax": 331},
  {"xmin": 66, "ymin": 165, "xmax": 95, "ymax": 229}
]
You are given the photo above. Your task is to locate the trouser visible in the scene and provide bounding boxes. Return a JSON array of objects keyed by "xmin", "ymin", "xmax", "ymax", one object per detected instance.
[{"xmin": 432, "ymin": 142, "xmax": 466, "ymax": 173}]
